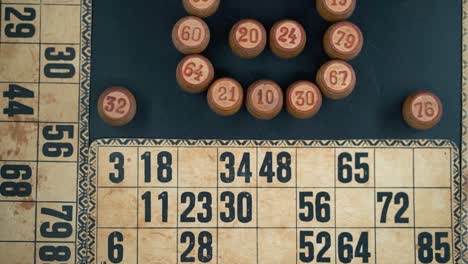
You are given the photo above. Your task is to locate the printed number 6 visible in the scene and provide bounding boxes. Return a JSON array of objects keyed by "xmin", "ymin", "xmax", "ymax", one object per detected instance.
[{"xmin": 108, "ymin": 232, "xmax": 124, "ymax": 263}]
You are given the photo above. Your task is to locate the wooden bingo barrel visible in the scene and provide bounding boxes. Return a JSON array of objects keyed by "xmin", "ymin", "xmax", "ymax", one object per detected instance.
[
  {"xmin": 286, "ymin": 81, "xmax": 322, "ymax": 119},
  {"xmin": 323, "ymin": 21, "xmax": 363, "ymax": 60},
  {"xmin": 207, "ymin": 78, "xmax": 244, "ymax": 116},
  {"xmin": 98, "ymin": 87, "xmax": 137, "ymax": 126},
  {"xmin": 172, "ymin": 16, "xmax": 210, "ymax": 54},
  {"xmin": 270, "ymin": 19, "xmax": 307, "ymax": 59},
  {"xmin": 183, "ymin": 0, "xmax": 220, "ymax": 18},
  {"xmin": 317, "ymin": 0, "xmax": 356, "ymax": 22},
  {"xmin": 403, "ymin": 91, "xmax": 443, "ymax": 130},
  {"xmin": 176, "ymin": 54, "xmax": 215, "ymax": 93},
  {"xmin": 229, "ymin": 19, "xmax": 267, "ymax": 59},
  {"xmin": 246, "ymin": 80, "xmax": 283, "ymax": 120},
  {"xmin": 316, "ymin": 60, "xmax": 356, "ymax": 99}
]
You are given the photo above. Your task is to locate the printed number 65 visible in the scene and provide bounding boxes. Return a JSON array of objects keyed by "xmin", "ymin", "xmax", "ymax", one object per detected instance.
[{"xmin": 337, "ymin": 152, "xmax": 369, "ymax": 184}]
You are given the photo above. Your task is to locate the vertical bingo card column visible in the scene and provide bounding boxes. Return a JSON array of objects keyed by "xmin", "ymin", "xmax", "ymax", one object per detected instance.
[
  {"xmin": 297, "ymin": 148, "xmax": 336, "ymax": 263},
  {"xmin": 0, "ymin": 1, "xmax": 40, "ymax": 262},
  {"xmin": 217, "ymin": 147, "xmax": 257, "ymax": 263},
  {"xmin": 257, "ymin": 147, "xmax": 297, "ymax": 263},
  {"xmin": 335, "ymin": 148, "xmax": 375, "ymax": 264},
  {"xmin": 36, "ymin": 0, "xmax": 80, "ymax": 263},
  {"xmin": 178, "ymin": 147, "xmax": 218, "ymax": 263},
  {"xmin": 97, "ymin": 146, "xmax": 139, "ymax": 263},
  {"xmin": 375, "ymin": 148, "xmax": 415, "ymax": 263},
  {"xmin": 413, "ymin": 148, "xmax": 453, "ymax": 264},
  {"xmin": 137, "ymin": 146, "xmax": 178, "ymax": 263}
]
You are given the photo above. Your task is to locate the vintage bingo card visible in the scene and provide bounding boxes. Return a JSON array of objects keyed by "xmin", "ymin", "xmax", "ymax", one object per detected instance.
[
  {"xmin": 87, "ymin": 139, "xmax": 464, "ymax": 264},
  {"xmin": 0, "ymin": 0, "xmax": 91, "ymax": 263}
]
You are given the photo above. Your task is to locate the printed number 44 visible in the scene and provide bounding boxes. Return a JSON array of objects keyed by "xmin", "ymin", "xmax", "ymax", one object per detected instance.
[{"xmin": 3, "ymin": 84, "xmax": 34, "ymax": 117}]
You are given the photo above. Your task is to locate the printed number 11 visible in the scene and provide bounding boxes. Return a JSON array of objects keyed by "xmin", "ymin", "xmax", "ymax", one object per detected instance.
[{"xmin": 141, "ymin": 191, "xmax": 168, "ymax": 223}]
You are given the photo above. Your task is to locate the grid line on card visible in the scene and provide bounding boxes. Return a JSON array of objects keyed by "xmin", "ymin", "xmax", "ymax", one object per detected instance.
[
  {"xmin": 96, "ymin": 148, "xmax": 99, "ymax": 261},
  {"xmin": 1, "ymin": 3, "xmax": 81, "ymax": 6},
  {"xmin": 0, "ymin": 41, "xmax": 80, "ymax": 45},
  {"xmin": 334, "ymin": 148, "xmax": 338, "ymax": 263},
  {"xmin": 413, "ymin": 148, "xmax": 417, "ymax": 264},
  {"xmin": 137, "ymin": 147, "xmax": 140, "ymax": 264},
  {"xmin": 176, "ymin": 147, "xmax": 179, "ymax": 264},
  {"xmin": 450, "ymin": 148, "xmax": 455, "ymax": 261},
  {"xmin": 256, "ymin": 146, "xmax": 259, "ymax": 264},
  {"xmin": 295, "ymin": 147, "xmax": 298, "ymax": 264},
  {"xmin": 33, "ymin": 2, "xmax": 43, "ymax": 263},
  {"xmin": 94, "ymin": 186, "xmax": 451, "ymax": 189},
  {"xmin": 373, "ymin": 148, "xmax": 377, "ymax": 264},
  {"xmin": 216, "ymin": 147, "xmax": 219, "ymax": 264},
  {"xmin": 86, "ymin": 226, "xmax": 457, "ymax": 230}
]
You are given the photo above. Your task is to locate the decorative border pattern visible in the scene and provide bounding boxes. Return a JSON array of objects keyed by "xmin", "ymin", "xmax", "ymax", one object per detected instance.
[
  {"xmin": 77, "ymin": 0, "xmax": 93, "ymax": 263},
  {"xmin": 86, "ymin": 138, "xmax": 463, "ymax": 263},
  {"xmin": 462, "ymin": 0, "xmax": 468, "ymax": 263}
]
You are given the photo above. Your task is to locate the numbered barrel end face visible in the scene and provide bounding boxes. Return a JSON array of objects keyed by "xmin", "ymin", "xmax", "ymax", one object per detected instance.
[
  {"xmin": 229, "ymin": 19, "xmax": 267, "ymax": 59},
  {"xmin": 286, "ymin": 81, "xmax": 322, "ymax": 119},
  {"xmin": 317, "ymin": 0, "xmax": 356, "ymax": 22},
  {"xmin": 246, "ymin": 80, "xmax": 283, "ymax": 120},
  {"xmin": 207, "ymin": 78, "xmax": 244, "ymax": 116},
  {"xmin": 324, "ymin": 21, "xmax": 363, "ymax": 61},
  {"xmin": 316, "ymin": 60, "xmax": 356, "ymax": 100},
  {"xmin": 270, "ymin": 20, "xmax": 307, "ymax": 59},
  {"xmin": 98, "ymin": 87, "xmax": 137, "ymax": 127},
  {"xmin": 182, "ymin": 0, "xmax": 220, "ymax": 18},
  {"xmin": 176, "ymin": 54, "xmax": 215, "ymax": 93},
  {"xmin": 403, "ymin": 92, "xmax": 443, "ymax": 130},
  {"xmin": 172, "ymin": 16, "xmax": 210, "ymax": 54}
]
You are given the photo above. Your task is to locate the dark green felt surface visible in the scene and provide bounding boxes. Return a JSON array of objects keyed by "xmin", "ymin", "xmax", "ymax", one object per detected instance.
[{"xmin": 90, "ymin": 0, "xmax": 461, "ymax": 145}]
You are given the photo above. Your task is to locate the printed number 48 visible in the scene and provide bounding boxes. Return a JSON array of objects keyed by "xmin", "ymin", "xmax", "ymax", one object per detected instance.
[{"xmin": 259, "ymin": 151, "xmax": 292, "ymax": 183}]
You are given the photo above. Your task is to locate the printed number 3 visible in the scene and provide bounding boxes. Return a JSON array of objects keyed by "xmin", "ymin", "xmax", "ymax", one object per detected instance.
[{"xmin": 109, "ymin": 152, "xmax": 124, "ymax": 183}]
